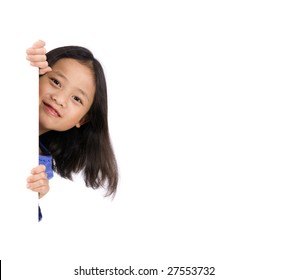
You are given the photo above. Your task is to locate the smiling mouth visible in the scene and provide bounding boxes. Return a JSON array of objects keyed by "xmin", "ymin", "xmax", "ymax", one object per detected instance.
[{"xmin": 43, "ymin": 102, "xmax": 61, "ymax": 117}]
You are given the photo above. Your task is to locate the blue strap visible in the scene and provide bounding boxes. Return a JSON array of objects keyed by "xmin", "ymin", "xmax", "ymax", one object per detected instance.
[
  {"xmin": 38, "ymin": 141, "xmax": 54, "ymax": 222},
  {"xmin": 39, "ymin": 140, "xmax": 50, "ymax": 155}
]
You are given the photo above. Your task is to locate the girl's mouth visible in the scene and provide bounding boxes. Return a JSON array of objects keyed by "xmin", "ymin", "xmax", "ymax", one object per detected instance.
[{"xmin": 43, "ymin": 102, "xmax": 61, "ymax": 117}]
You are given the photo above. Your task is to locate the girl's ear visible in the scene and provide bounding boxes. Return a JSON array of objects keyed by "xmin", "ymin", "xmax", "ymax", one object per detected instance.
[{"xmin": 76, "ymin": 116, "xmax": 89, "ymax": 128}]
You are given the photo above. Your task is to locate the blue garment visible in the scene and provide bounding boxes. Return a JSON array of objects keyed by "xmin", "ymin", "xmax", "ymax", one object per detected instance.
[{"xmin": 38, "ymin": 141, "xmax": 54, "ymax": 221}]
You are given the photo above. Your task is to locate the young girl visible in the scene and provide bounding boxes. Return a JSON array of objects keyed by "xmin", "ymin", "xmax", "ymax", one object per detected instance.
[{"xmin": 26, "ymin": 40, "xmax": 118, "ymax": 221}]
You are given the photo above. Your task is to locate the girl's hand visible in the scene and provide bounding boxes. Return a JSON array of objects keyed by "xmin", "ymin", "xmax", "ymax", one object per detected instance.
[
  {"xmin": 26, "ymin": 40, "xmax": 52, "ymax": 75},
  {"xmin": 27, "ymin": 164, "xmax": 50, "ymax": 199}
]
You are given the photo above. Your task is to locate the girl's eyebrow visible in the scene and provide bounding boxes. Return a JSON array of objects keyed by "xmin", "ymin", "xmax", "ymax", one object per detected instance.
[
  {"xmin": 53, "ymin": 71, "xmax": 90, "ymax": 101},
  {"xmin": 53, "ymin": 70, "xmax": 68, "ymax": 81}
]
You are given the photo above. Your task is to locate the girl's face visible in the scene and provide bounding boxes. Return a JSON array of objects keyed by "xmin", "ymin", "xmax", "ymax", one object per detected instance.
[{"xmin": 39, "ymin": 58, "xmax": 96, "ymax": 135}]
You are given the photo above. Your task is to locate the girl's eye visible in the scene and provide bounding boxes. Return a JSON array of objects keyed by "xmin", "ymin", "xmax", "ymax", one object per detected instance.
[
  {"xmin": 73, "ymin": 96, "xmax": 82, "ymax": 104},
  {"xmin": 50, "ymin": 78, "xmax": 61, "ymax": 87}
]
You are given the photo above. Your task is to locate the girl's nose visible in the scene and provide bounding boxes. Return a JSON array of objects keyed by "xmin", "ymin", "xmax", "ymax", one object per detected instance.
[{"xmin": 51, "ymin": 93, "xmax": 67, "ymax": 108}]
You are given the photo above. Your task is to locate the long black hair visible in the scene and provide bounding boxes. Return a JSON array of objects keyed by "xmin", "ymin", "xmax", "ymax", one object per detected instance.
[{"xmin": 39, "ymin": 46, "xmax": 118, "ymax": 196}]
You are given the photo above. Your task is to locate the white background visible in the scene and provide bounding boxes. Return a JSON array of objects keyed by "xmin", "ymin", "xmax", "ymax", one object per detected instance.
[{"xmin": 0, "ymin": 1, "xmax": 287, "ymax": 279}]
